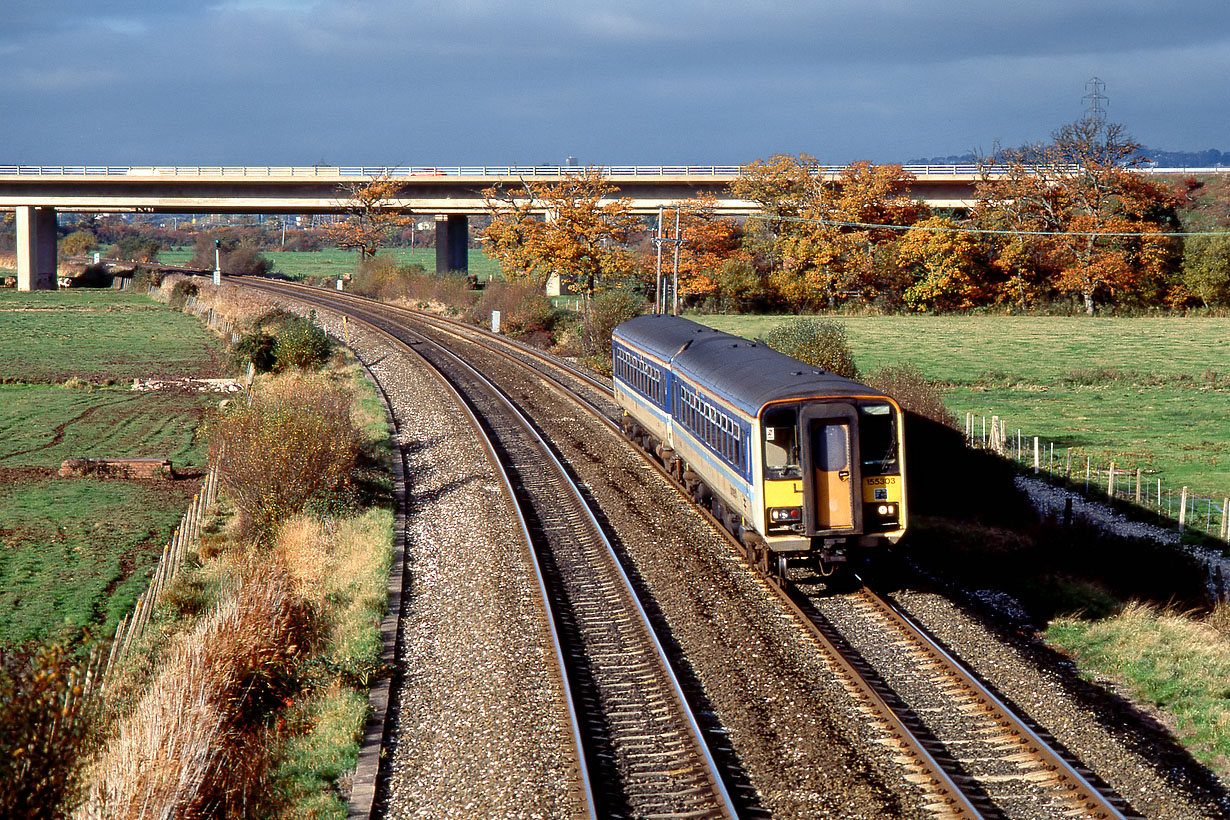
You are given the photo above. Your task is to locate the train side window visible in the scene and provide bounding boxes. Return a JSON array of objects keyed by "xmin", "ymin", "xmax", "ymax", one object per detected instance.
[{"xmin": 763, "ymin": 406, "xmax": 801, "ymax": 480}]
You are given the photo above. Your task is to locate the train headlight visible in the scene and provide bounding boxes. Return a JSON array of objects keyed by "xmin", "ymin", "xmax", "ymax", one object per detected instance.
[
  {"xmin": 876, "ymin": 503, "xmax": 897, "ymax": 517},
  {"xmin": 769, "ymin": 507, "xmax": 802, "ymax": 523}
]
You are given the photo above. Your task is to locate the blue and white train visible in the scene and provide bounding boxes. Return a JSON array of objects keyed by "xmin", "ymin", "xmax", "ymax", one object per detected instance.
[{"xmin": 612, "ymin": 315, "xmax": 907, "ymax": 572}]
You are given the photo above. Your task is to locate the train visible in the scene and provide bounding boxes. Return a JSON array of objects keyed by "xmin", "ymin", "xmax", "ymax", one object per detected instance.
[{"xmin": 612, "ymin": 315, "xmax": 907, "ymax": 574}]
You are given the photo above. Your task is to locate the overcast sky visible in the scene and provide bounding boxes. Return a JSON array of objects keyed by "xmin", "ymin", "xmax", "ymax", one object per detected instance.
[{"xmin": 3, "ymin": 1, "xmax": 1227, "ymax": 167}]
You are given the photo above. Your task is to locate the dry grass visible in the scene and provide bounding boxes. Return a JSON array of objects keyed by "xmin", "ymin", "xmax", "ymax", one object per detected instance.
[{"xmin": 86, "ymin": 559, "xmax": 309, "ymax": 818}]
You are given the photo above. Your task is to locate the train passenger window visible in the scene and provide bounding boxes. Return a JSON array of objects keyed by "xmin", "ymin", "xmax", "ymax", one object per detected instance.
[
  {"xmin": 763, "ymin": 406, "xmax": 801, "ymax": 480},
  {"xmin": 858, "ymin": 403, "xmax": 899, "ymax": 476}
]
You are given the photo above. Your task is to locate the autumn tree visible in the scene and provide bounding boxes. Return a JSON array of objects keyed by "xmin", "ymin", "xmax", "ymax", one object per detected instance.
[
  {"xmin": 1181, "ymin": 234, "xmax": 1230, "ymax": 307},
  {"xmin": 733, "ymin": 155, "xmax": 927, "ymax": 309},
  {"xmin": 896, "ymin": 217, "xmax": 982, "ymax": 311},
  {"xmin": 325, "ymin": 171, "xmax": 414, "ymax": 259},
  {"xmin": 481, "ymin": 168, "xmax": 639, "ymax": 297},
  {"xmin": 655, "ymin": 194, "xmax": 746, "ymax": 306},
  {"xmin": 975, "ymin": 117, "xmax": 1177, "ymax": 314}
]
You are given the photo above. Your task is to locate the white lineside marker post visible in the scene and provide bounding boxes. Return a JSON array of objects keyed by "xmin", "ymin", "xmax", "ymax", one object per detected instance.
[
  {"xmin": 1178, "ymin": 486, "xmax": 1189, "ymax": 529},
  {"xmin": 1033, "ymin": 437, "xmax": 1040, "ymax": 474},
  {"xmin": 491, "ymin": 310, "xmax": 501, "ymax": 333}
]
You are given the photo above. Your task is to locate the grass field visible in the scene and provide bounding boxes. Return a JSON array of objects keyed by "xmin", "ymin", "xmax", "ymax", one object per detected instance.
[
  {"xmin": 693, "ymin": 314, "xmax": 1230, "ymax": 501},
  {"xmin": 0, "ymin": 289, "xmax": 229, "ymax": 383},
  {"xmin": 158, "ymin": 246, "xmax": 502, "ymax": 284},
  {"xmin": 0, "ymin": 290, "xmax": 226, "ymax": 647}
]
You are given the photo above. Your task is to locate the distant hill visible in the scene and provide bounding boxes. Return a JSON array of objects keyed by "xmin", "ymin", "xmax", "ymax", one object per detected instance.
[{"xmin": 907, "ymin": 148, "xmax": 1228, "ymax": 168}]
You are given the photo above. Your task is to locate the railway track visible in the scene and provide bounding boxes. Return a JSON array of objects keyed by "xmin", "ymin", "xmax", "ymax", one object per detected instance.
[
  {"xmin": 235, "ymin": 278, "xmax": 1137, "ymax": 819},
  {"xmin": 795, "ymin": 581, "xmax": 1135, "ymax": 819},
  {"xmin": 238, "ymin": 279, "xmax": 737, "ymax": 818}
]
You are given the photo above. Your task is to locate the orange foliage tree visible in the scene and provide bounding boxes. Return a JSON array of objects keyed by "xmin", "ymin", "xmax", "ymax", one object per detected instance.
[
  {"xmin": 656, "ymin": 194, "xmax": 747, "ymax": 305},
  {"xmin": 976, "ymin": 117, "xmax": 1177, "ymax": 313},
  {"xmin": 896, "ymin": 217, "xmax": 982, "ymax": 311},
  {"xmin": 325, "ymin": 172, "xmax": 414, "ymax": 259},
  {"xmin": 734, "ymin": 155, "xmax": 927, "ymax": 309},
  {"xmin": 482, "ymin": 168, "xmax": 639, "ymax": 296}
]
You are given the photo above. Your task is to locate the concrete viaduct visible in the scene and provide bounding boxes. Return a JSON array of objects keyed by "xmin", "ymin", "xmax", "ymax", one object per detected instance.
[{"xmin": 1, "ymin": 164, "xmax": 990, "ymax": 291}]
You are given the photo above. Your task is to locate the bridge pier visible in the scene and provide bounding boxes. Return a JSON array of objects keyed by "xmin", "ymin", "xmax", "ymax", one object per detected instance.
[
  {"xmin": 17, "ymin": 206, "xmax": 58, "ymax": 291},
  {"xmin": 434, "ymin": 214, "xmax": 468, "ymax": 274}
]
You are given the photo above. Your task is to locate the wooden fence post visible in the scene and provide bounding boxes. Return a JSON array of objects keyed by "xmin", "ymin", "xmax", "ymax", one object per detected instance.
[
  {"xmin": 1107, "ymin": 462, "xmax": 1116, "ymax": 499},
  {"xmin": 1033, "ymin": 437, "xmax": 1040, "ymax": 474},
  {"xmin": 1221, "ymin": 498, "xmax": 1229, "ymax": 541},
  {"xmin": 1178, "ymin": 486, "xmax": 1189, "ymax": 528}
]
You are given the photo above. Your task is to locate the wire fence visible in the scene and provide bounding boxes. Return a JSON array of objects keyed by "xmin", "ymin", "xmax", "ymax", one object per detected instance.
[{"xmin": 965, "ymin": 412, "xmax": 1230, "ymax": 542}]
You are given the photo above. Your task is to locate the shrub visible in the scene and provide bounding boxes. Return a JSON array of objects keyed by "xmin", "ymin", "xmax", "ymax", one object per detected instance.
[
  {"xmin": 352, "ymin": 255, "xmax": 474, "ymax": 309},
  {"xmin": 225, "ymin": 246, "xmax": 274, "ymax": 277},
  {"xmin": 233, "ymin": 328, "xmax": 277, "ymax": 373},
  {"xmin": 581, "ymin": 289, "xmax": 643, "ymax": 359},
  {"xmin": 0, "ymin": 641, "xmax": 97, "ymax": 820},
  {"xmin": 761, "ymin": 318, "xmax": 860, "ymax": 379},
  {"xmin": 473, "ymin": 280, "xmax": 561, "ymax": 342},
  {"xmin": 866, "ymin": 361, "xmax": 956, "ymax": 428},
  {"xmin": 272, "ymin": 313, "xmax": 332, "ymax": 372},
  {"xmin": 59, "ymin": 231, "xmax": 97, "ymax": 258},
  {"xmin": 211, "ymin": 375, "xmax": 361, "ymax": 541},
  {"xmin": 108, "ymin": 235, "xmax": 161, "ymax": 262}
]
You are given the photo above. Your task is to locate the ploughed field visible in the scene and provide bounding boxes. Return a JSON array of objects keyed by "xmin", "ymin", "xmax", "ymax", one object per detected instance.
[
  {"xmin": 0, "ymin": 290, "xmax": 227, "ymax": 645},
  {"xmin": 696, "ymin": 314, "xmax": 1230, "ymax": 502}
]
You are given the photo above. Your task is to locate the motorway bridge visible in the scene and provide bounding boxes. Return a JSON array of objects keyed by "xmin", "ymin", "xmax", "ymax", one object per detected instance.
[
  {"xmin": 0, "ymin": 163, "xmax": 1202, "ymax": 291},
  {"xmin": 0, "ymin": 164, "xmax": 990, "ymax": 291}
]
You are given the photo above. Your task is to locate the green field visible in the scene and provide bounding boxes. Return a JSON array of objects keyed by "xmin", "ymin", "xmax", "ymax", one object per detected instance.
[
  {"xmin": 0, "ymin": 290, "xmax": 225, "ymax": 646},
  {"xmin": 0, "ymin": 289, "xmax": 228, "ymax": 383},
  {"xmin": 158, "ymin": 246, "xmax": 502, "ymax": 284},
  {"xmin": 693, "ymin": 314, "xmax": 1230, "ymax": 502}
]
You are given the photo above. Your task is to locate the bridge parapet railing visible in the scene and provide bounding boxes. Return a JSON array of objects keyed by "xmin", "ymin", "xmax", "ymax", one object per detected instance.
[{"xmin": 3, "ymin": 163, "xmax": 1227, "ymax": 179}]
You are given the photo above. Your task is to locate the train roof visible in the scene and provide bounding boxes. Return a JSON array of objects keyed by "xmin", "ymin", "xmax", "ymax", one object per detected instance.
[{"xmin": 613, "ymin": 315, "xmax": 892, "ymax": 417}]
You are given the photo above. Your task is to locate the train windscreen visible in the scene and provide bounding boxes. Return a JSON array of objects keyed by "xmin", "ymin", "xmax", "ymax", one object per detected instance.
[{"xmin": 858, "ymin": 403, "xmax": 899, "ymax": 476}]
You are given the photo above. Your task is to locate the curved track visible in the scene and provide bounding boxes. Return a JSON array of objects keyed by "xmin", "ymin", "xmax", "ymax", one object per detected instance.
[
  {"xmin": 234, "ymin": 277, "xmax": 1134, "ymax": 820},
  {"xmin": 239, "ymin": 279, "xmax": 737, "ymax": 819}
]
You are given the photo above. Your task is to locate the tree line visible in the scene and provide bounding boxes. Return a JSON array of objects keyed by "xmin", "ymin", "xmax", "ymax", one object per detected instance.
[{"xmin": 480, "ymin": 116, "xmax": 1230, "ymax": 314}]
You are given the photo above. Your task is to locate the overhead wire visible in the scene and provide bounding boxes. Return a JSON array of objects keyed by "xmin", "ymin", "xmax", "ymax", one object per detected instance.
[{"xmin": 744, "ymin": 212, "xmax": 1230, "ymax": 238}]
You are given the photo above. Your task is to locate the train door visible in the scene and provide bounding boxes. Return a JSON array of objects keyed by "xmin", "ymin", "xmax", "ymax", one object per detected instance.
[{"xmin": 801, "ymin": 404, "xmax": 860, "ymax": 533}]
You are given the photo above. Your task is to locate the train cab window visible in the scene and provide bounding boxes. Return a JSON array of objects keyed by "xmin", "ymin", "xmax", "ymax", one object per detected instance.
[
  {"xmin": 858, "ymin": 403, "xmax": 899, "ymax": 476},
  {"xmin": 763, "ymin": 407, "xmax": 801, "ymax": 480}
]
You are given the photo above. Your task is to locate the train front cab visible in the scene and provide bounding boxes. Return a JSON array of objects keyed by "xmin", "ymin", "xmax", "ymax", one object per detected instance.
[{"xmin": 761, "ymin": 398, "xmax": 906, "ymax": 565}]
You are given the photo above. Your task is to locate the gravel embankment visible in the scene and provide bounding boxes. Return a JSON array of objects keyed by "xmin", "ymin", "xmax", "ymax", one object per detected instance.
[
  {"xmin": 288, "ymin": 306, "xmax": 588, "ymax": 819},
  {"xmin": 889, "ymin": 588, "xmax": 1230, "ymax": 820}
]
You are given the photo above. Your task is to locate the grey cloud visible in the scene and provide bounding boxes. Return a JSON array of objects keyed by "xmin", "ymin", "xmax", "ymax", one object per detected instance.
[{"xmin": 1, "ymin": 0, "xmax": 1227, "ymax": 165}]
